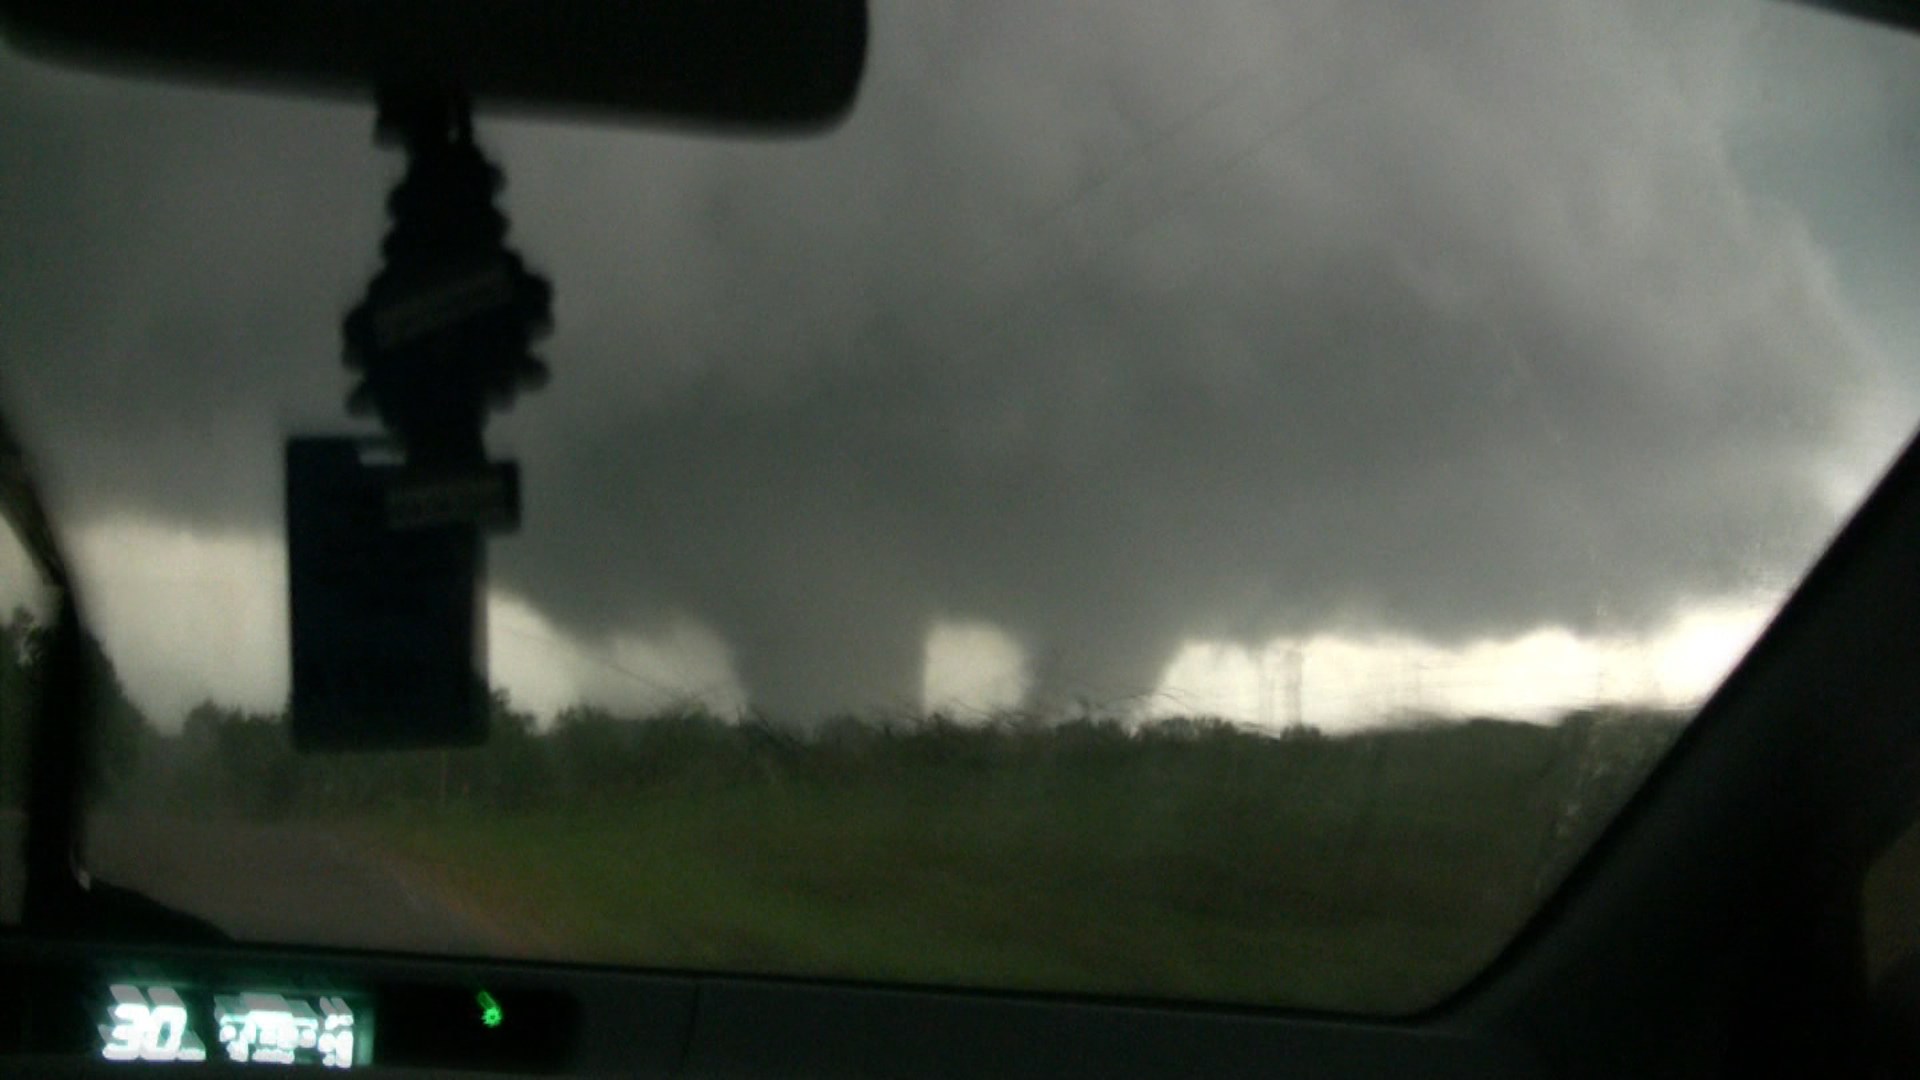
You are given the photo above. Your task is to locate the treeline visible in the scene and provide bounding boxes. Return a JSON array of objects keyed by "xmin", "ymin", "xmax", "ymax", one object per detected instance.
[
  {"xmin": 3, "ymin": 606, "xmax": 1688, "ymax": 851},
  {"xmin": 118, "ymin": 693, "xmax": 1685, "ymax": 838},
  {"xmin": 2, "ymin": 607, "xmax": 150, "ymax": 809}
]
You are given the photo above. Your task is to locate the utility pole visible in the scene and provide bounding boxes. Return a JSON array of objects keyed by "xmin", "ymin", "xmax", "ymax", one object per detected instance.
[
  {"xmin": 1284, "ymin": 645, "xmax": 1304, "ymax": 730},
  {"xmin": 1258, "ymin": 644, "xmax": 1278, "ymax": 728}
]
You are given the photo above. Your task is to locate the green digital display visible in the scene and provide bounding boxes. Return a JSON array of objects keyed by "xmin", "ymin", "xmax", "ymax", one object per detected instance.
[
  {"xmin": 98, "ymin": 983, "xmax": 370, "ymax": 1069},
  {"xmin": 99, "ymin": 985, "xmax": 205, "ymax": 1064}
]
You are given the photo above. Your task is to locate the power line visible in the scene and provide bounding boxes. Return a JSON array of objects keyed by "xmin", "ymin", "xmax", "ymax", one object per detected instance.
[
  {"xmin": 493, "ymin": 620, "xmax": 723, "ymax": 707},
  {"xmin": 808, "ymin": 8, "xmax": 1362, "ymax": 380},
  {"xmin": 904, "ymin": 63, "xmax": 1364, "ymax": 374}
]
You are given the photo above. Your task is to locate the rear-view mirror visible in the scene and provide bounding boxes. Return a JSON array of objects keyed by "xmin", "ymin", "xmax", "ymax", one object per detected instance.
[{"xmin": 0, "ymin": 0, "xmax": 868, "ymax": 132}]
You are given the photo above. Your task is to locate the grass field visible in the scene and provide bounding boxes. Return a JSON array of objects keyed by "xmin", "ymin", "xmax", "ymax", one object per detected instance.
[{"xmin": 346, "ymin": 709, "xmax": 1683, "ymax": 1014}]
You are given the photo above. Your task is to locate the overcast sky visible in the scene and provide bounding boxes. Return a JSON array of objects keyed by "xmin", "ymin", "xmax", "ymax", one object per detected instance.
[{"xmin": 3, "ymin": 0, "xmax": 1918, "ymax": 730}]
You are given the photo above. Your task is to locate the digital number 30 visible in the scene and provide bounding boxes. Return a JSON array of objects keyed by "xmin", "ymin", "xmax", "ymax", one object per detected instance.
[{"xmin": 101, "ymin": 985, "xmax": 204, "ymax": 1063}]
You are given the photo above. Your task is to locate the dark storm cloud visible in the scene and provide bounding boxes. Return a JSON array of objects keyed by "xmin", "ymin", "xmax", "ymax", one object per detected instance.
[
  {"xmin": 1728, "ymin": 4, "xmax": 1920, "ymax": 381},
  {"xmin": 0, "ymin": 61, "xmax": 385, "ymax": 526},
  {"xmin": 0, "ymin": 0, "xmax": 1901, "ymax": 719}
]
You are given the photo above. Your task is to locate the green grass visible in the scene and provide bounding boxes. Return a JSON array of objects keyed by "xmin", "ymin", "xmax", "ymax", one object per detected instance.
[{"xmin": 349, "ymin": 709, "xmax": 1683, "ymax": 1014}]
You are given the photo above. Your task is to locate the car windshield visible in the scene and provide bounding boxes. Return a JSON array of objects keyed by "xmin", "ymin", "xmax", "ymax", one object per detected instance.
[{"xmin": 3, "ymin": 0, "xmax": 1918, "ymax": 1015}]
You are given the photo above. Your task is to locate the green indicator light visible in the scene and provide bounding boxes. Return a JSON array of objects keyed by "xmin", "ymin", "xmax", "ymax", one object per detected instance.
[{"xmin": 476, "ymin": 991, "xmax": 502, "ymax": 1029}]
